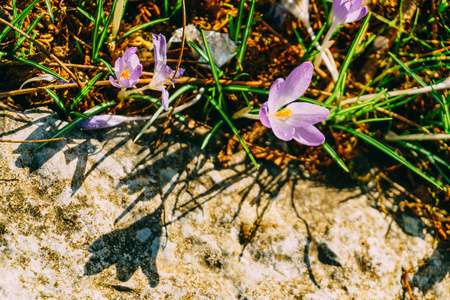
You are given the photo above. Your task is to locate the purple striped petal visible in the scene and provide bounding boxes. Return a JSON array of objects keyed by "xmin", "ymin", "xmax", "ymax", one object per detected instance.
[
  {"xmin": 109, "ymin": 76, "xmax": 124, "ymax": 88},
  {"xmin": 153, "ymin": 34, "xmax": 167, "ymax": 68},
  {"xmin": 283, "ymin": 102, "xmax": 329, "ymax": 126},
  {"xmin": 271, "ymin": 118, "xmax": 295, "ymax": 141},
  {"xmin": 78, "ymin": 115, "xmax": 129, "ymax": 130},
  {"xmin": 274, "ymin": 62, "xmax": 314, "ymax": 111},
  {"xmin": 345, "ymin": 6, "xmax": 368, "ymax": 23},
  {"xmin": 292, "ymin": 125, "xmax": 326, "ymax": 146},
  {"xmin": 267, "ymin": 78, "xmax": 283, "ymax": 114},
  {"xmin": 161, "ymin": 88, "xmax": 169, "ymax": 111},
  {"xmin": 259, "ymin": 102, "xmax": 271, "ymax": 128}
]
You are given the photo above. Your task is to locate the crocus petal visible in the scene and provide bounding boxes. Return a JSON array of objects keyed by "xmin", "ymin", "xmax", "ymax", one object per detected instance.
[
  {"xmin": 78, "ymin": 115, "xmax": 129, "ymax": 130},
  {"xmin": 274, "ymin": 62, "xmax": 314, "ymax": 112},
  {"xmin": 120, "ymin": 78, "xmax": 132, "ymax": 88},
  {"xmin": 127, "ymin": 55, "xmax": 141, "ymax": 72},
  {"xmin": 333, "ymin": 2, "xmax": 350, "ymax": 25},
  {"xmin": 123, "ymin": 47, "xmax": 138, "ymax": 59},
  {"xmin": 344, "ymin": 6, "xmax": 368, "ymax": 23},
  {"xmin": 351, "ymin": 0, "xmax": 363, "ymax": 10},
  {"xmin": 152, "ymin": 34, "xmax": 167, "ymax": 68},
  {"xmin": 333, "ymin": 0, "xmax": 367, "ymax": 25},
  {"xmin": 332, "ymin": 0, "xmax": 341, "ymax": 12},
  {"xmin": 161, "ymin": 88, "xmax": 169, "ymax": 111},
  {"xmin": 109, "ymin": 76, "xmax": 125, "ymax": 88},
  {"xmin": 292, "ymin": 125, "xmax": 326, "ymax": 146},
  {"xmin": 129, "ymin": 64, "xmax": 143, "ymax": 86},
  {"xmin": 259, "ymin": 102, "xmax": 272, "ymax": 128},
  {"xmin": 271, "ymin": 118, "xmax": 295, "ymax": 141},
  {"xmin": 114, "ymin": 56, "xmax": 125, "ymax": 79},
  {"xmin": 267, "ymin": 78, "xmax": 283, "ymax": 114},
  {"xmin": 171, "ymin": 67, "xmax": 185, "ymax": 79},
  {"xmin": 282, "ymin": 102, "xmax": 329, "ymax": 127},
  {"xmin": 150, "ymin": 64, "xmax": 173, "ymax": 90}
]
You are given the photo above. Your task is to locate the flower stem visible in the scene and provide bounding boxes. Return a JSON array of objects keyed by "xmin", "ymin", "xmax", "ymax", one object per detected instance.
[{"xmin": 304, "ymin": 20, "xmax": 339, "ymax": 81}]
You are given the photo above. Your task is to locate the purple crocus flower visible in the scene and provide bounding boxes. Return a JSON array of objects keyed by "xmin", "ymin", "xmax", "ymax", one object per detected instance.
[
  {"xmin": 259, "ymin": 62, "xmax": 329, "ymax": 146},
  {"xmin": 109, "ymin": 47, "xmax": 143, "ymax": 89},
  {"xmin": 149, "ymin": 33, "xmax": 184, "ymax": 111},
  {"xmin": 332, "ymin": 0, "xmax": 368, "ymax": 26},
  {"xmin": 77, "ymin": 115, "xmax": 135, "ymax": 130}
]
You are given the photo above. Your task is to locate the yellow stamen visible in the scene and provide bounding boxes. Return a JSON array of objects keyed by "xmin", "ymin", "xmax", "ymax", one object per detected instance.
[
  {"xmin": 163, "ymin": 78, "xmax": 175, "ymax": 88},
  {"xmin": 120, "ymin": 68, "xmax": 130, "ymax": 80},
  {"xmin": 274, "ymin": 108, "xmax": 292, "ymax": 118}
]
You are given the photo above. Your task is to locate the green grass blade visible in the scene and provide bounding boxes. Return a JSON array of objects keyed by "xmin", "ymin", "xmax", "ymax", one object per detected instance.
[
  {"xmin": 12, "ymin": 0, "xmax": 17, "ymax": 18},
  {"xmin": 164, "ymin": 0, "xmax": 169, "ymax": 17},
  {"xmin": 70, "ymin": 73, "xmax": 103, "ymax": 111},
  {"xmin": 187, "ymin": 40, "xmax": 223, "ymax": 77},
  {"xmin": 69, "ymin": 111, "xmax": 90, "ymax": 119},
  {"xmin": 119, "ymin": 18, "xmax": 169, "ymax": 40},
  {"xmin": 292, "ymin": 26, "xmax": 306, "ymax": 51},
  {"xmin": 199, "ymin": 27, "xmax": 222, "ymax": 95},
  {"xmin": 92, "ymin": 0, "xmax": 103, "ymax": 60},
  {"xmin": 0, "ymin": 0, "xmax": 39, "ymax": 42},
  {"xmin": 13, "ymin": 14, "xmax": 42, "ymax": 51},
  {"xmin": 28, "ymin": 31, "xmax": 36, "ymax": 55},
  {"xmin": 394, "ymin": 140, "xmax": 450, "ymax": 171},
  {"xmin": 351, "ymin": 117, "xmax": 393, "ymax": 124},
  {"xmin": 97, "ymin": 58, "xmax": 114, "ymax": 76},
  {"xmin": 94, "ymin": 0, "xmax": 119, "ymax": 61},
  {"xmin": 235, "ymin": 0, "xmax": 256, "ymax": 71},
  {"xmin": 201, "ymin": 120, "xmax": 224, "ymax": 149},
  {"xmin": 393, "ymin": 140, "xmax": 450, "ymax": 184},
  {"xmin": 305, "ymin": 23, "xmax": 327, "ymax": 60},
  {"xmin": 388, "ymin": 52, "xmax": 443, "ymax": 105},
  {"xmin": 333, "ymin": 125, "xmax": 444, "ymax": 189},
  {"xmin": 209, "ymin": 95, "xmax": 259, "ymax": 169},
  {"xmin": 233, "ymin": 0, "xmax": 246, "ymax": 42},
  {"xmin": 134, "ymin": 85, "xmax": 198, "ymax": 142},
  {"xmin": 322, "ymin": 142, "xmax": 349, "ymax": 172},
  {"xmin": 241, "ymin": 91, "xmax": 250, "ymax": 106},
  {"xmin": 75, "ymin": 39, "xmax": 84, "ymax": 56},
  {"xmin": 44, "ymin": 88, "xmax": 67, "ymax": 115},
  {"xmin": 228, "ymin": 14, "xmax": 235, "ymax": 40},
  {"xmin": 169, "ymin": 0, "xmax": 182, "ymax": 18},
  {"xmin": 35, "ymin": 101, "xmax": 117, "ymax": 151},
  {"xmin": 77, "ymin": 7, "xmax": 95, "ymax": 23},
  {"xmin": 11, "ymin": 54, "xmax": 68, "ymax": 82},
  {"xmin": 325, "ymin": 13, "xmax": 371, "ymax": 105},
  {"xmin": 388, "ymin": 52, "xmax": 450, "ymax": 132},
  {"xmin": 222, "ymin": 85, "xmax": 269, "ymax": 94},
  {"xmin": 44, "ymin": 0, "xmax": 54, "ymax": 22},
  {"xmin": 125, "ymin": 94, "xmax": 160, "ymax": 103}
]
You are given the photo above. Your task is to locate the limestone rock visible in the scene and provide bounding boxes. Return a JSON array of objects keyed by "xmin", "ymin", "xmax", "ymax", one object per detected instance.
[{"xmin": 0, "ymin": 107, "xmax": 449, "ymax": 299}]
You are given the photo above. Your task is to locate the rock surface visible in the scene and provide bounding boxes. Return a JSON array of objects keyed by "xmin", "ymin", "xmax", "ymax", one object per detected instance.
[{"xmin": 0, "ymin": 107, "xmax": 449, "ymax": 299}]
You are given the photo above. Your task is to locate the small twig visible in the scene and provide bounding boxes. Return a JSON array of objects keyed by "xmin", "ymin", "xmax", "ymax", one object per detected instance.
[
  {"xmin": 402, "ymin": 263, "xmax": 424, "ymax": 300},
  {"xmin": 0, "ymin": 17, "xmax": 82, "ymax": 89},
  {"xmin": 0, "ymin": 137, "xmax": 66, "ymax": 143},
  {"xmin": 375, "ymin": 106, "xmax": 450, "ymax": 152},
  {"xmin": 0, "ymin": 77, "xmax": 274, "ymax": 99},
  {"xmin": 173, "ymin": 0, "xmax": 186, "ymax": 78},
  {"xmin": 378, "ymin": 171, "xmax": 423, "ymax": 203}
]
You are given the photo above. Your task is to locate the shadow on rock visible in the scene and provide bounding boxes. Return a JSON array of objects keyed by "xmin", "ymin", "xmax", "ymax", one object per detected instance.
[
  {"xmin": 409, "ymin": 248, "xmax": 450, "ymax": 297},
  {"xmin": 65, "ymin": 133, "xmax": 129, "ymax": 196},
  {"xmin": 8, "ymin": 110, "xmax": 67, "ymax": 172},
  {"xmin": 85, "ymin": 205, "xmax": 163, "ymax": 287}
]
